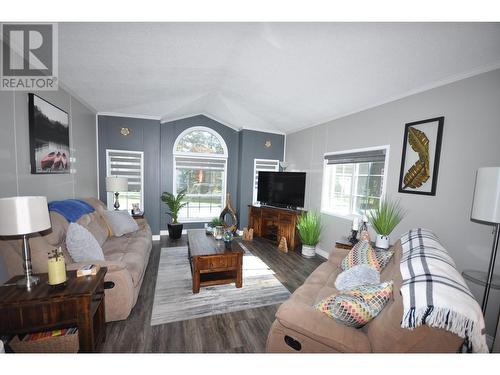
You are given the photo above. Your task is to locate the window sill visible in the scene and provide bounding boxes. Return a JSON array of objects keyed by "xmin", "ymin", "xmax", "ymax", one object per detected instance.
[
  {"xmin": 178, "ymin": 218, "xmax": 213, "ymax": 223},
  {"xmin": 320, "ymin": 209, "xmax": 360, "ymax": 221}
]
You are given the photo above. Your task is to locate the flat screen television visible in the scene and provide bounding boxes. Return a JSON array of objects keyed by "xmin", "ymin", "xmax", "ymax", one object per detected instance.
[{"xmin": 257, "ymin": 171, "xmax": 306, "ymax": 209}]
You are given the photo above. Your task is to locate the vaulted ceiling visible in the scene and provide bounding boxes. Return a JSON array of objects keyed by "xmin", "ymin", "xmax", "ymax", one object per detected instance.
[{"xmin": 59, "ymin": 23, "xmax": 500, "ymax": 134}]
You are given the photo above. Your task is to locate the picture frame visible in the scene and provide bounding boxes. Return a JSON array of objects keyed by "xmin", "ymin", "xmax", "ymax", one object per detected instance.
[
  {"xmin": 398, "ymin": 116, "xmax": 444, "ymax": 196},
  {"xmin": 28, "ymin": 93, "xmax": 70, "ymax": 174}
]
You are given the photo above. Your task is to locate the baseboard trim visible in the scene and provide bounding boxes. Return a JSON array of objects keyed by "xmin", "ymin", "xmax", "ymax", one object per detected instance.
[
  {"xmin": 152, "ymin": 235, "xmax": 160, "ymax": 241},
  {"xmin": 315, "ymin": 246, "xmax": 329, "ymax": 260}
]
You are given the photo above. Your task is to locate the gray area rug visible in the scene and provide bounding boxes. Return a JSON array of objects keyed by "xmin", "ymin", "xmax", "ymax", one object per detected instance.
[{"xmin": 150, "ymin": 242, "xmax": 291, "ymax": 325}]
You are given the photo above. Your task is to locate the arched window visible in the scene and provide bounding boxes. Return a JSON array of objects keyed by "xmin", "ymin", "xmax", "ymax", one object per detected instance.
[{"xmin": 173, "ymin": 127, "xmax": 228, "ymax": 221}]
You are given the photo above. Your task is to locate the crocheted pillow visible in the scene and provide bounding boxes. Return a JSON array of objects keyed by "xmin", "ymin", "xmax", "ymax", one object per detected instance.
[
  {"xmin": 314, "ymin": 281, "xmax": 394, "ymax": 328},
  {"xmin": 341, "ymin": 240, "xmax": 394, "ymax": 272},
  {"xmin": 334, "ymin": 264, "xmax": 380, "ymax": 291}
]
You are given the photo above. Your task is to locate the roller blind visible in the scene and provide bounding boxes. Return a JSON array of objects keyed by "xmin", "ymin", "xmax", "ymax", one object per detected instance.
[
  {"xmin": 107, "ymin": 150, "xmax": 143, "ymax": 192},
  {"xmin": 324, "ymin": 149, "xmax": 386, "ymax": 165},
  {"xmin": 175, "ymin": 156, "xmax": 226, "ymax": 171},
  {"xmin": 253, "ymin": 159, "xmax": 280, "ymax": 203}
]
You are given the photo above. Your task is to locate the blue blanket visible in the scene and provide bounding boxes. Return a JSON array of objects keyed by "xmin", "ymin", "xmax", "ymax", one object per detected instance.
[{"xmin": 48, "ymin": 199, "xmax": 95, "ymax": 222}]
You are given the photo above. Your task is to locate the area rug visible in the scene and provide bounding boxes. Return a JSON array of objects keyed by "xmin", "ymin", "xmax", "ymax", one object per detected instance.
[{"xmin": 150, "ymin": 242, "xmax": 291, "ymax": 325}]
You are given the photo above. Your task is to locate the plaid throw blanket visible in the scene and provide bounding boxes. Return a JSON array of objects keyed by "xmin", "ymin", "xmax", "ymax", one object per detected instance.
[{"xmin": 400, "ymin": 228, "xmax": 488, "ymax": 353}]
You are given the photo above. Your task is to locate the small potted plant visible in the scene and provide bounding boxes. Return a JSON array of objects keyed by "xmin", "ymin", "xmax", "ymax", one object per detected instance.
[
  {"xmin": 296, "ymin": 211, "xmax": 322, "ymax": 258},
  {"xmin": 160, "ymin": 188, "xmax": 188, "ymax": 240},
  {"xmin": 208, "ymin": 217, "xmax": 224, "ymax": 238},
  {"xmin": 368, "ymin": 199, "xmax": 406, "ymax": 249}
]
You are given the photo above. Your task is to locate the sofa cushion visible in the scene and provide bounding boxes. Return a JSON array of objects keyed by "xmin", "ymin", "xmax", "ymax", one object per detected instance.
[
  {"xmin": 341, "ymin": 240, "xmax": 394, "ymax": 272},
  {"xmin": 276, "ymin": 299, "xmax": 372, "ymax": 352},
  {"xmin": 103, "ymin": 211, "xmax": 139, "ymax": 237},
  {"xmin": 314, "ymin": 281, "xmax": 394, "ymax": 328},
  {"xmin": 66, "ymin": 223, "xmax": 105, "ymax": 262},
  {"xmin": 77, "ymin": 212, "xmax": 109, "ymax": 247},
  {"xmin": 102, "ymin": 235, "xmax": 149, "ymax": 287}
]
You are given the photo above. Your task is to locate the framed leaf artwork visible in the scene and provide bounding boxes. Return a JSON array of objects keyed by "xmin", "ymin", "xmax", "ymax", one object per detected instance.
[{"xmin": 398, "ymin": 117, "xmax": 444, "ymax": 196}]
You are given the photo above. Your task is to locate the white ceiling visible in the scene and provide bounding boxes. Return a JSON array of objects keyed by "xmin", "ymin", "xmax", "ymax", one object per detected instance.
[{"xmin": 59, "ymin": 23, "xmax": 500, "ymax": 134}]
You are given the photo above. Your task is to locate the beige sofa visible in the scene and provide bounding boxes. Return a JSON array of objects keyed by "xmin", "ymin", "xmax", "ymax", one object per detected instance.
[
  {"xmin": 266, "ymin": 240, "xmax": 464, "ymax": 353},
  {"xmin": 0, "ymin": 198, "xmax": 152, "ymax": 322}
]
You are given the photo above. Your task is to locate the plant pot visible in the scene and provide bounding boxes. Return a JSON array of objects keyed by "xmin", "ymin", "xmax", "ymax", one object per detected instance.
[
  {"xmin": 375, "ymin": 234, "xmax": 390, "ymax": 249},
  {"xmin": 214, "ymin": 226, "xmax": 224, "ymax": 240},
  {"xmin": 167, "ymin": 223, "xmax": 183, "ymax": 240},
  {"xmin": 301, "ymin": 244, "xmax": 316, "ymax": 258}
]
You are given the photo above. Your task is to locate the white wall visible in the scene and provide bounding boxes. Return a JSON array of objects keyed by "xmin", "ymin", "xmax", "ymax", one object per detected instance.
[{"xmin": 286, "ymin": 68, "xmax": 500, "ymax": 335}]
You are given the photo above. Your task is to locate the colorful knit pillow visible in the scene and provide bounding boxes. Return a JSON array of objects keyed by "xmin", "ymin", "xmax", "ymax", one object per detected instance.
[
  {"xmin": 341, "ymin": 240, "xmax": 394, "ymax": 272},
  {"xmin": 314, "ymin": 281, "xmax": 394, "ymax": 328}
]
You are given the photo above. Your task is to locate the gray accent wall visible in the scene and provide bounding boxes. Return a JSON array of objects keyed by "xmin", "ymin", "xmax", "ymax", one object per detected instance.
[
  {"xmin": 285, "ymin": 68, "xmax": 500, "ymax": 335},
  {"xmin": 237, "ymin": 129, "xmax": 285, "ymax": 229},
  {"xmin": 97, "ymin": 116, "xmax": 161, "ymax": 234},
  {"xmin": 97, "ymin": 114, "xmax": 285, "ymax": 235},
  {"xmin": 160, "ymin": 115, "xmax": 240, "ymax": 231},
  {"xmin": 0, "ymin": 89, "xmax": 97, "ymax": 283}
]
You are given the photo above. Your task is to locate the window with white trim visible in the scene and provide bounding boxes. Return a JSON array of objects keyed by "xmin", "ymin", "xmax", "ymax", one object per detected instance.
[
  {"xmin": 253, "ymin": 159, "xmax": 280, "ymax": 204},
  {"xmin": 173, "ymin": 127, "xmax": 228, "ymax": 221},
  {"xmin": 106, "ymin": 149, "xmax": 144, "ymax": 212},
  {"xmin": 321, "ymin": 147, "xmax": 389, "ymax": 217}
]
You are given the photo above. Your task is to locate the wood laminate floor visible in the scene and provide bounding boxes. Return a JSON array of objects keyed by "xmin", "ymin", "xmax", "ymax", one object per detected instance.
[{"xmin": 100, "ymin": 236, "xmax": 325, "ymax": 353}]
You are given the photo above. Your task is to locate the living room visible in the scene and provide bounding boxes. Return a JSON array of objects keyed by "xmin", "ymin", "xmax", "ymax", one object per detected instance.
[{"xmin": 1, "ymin": 1, "xmax": 500, "ymax": 372}]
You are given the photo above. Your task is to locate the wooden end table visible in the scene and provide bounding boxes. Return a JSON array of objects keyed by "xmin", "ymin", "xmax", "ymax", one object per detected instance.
[
  {"xmin": 336, "ymin": 236, "xmax": 356, "ymax": 250},
  {"xmin": 0, "ymin": 268, "xmax": 107, "ymax": 353},
  {"xmin": 187, "ymin": 229, "xmax": 243, "ymax": 293}
]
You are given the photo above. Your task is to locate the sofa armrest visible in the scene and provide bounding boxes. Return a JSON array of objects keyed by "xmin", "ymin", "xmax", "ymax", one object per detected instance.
[
  {"xmin": 275, "ymin": 300, "xmax": 371, "ymax": 352},
  {"xmin": 67, "ymin": 260, "xmax": 127, "ymax": 273}
]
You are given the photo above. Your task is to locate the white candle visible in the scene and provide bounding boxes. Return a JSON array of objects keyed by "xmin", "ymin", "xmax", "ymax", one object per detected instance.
[{"xmin": 352, "ymin": 218, "xmax": 359, "ymax": 230}]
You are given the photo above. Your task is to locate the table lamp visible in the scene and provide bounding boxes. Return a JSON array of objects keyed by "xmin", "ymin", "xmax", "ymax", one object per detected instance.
[
  {"xmin": 471, "ymin": 167, "xmax": 500, "ymax": 313},
  {"xmin": 0, "ymin": 196, "xmax": 51, "ymax": 290},
  {"xmin": 106, "ymin": 176, "xmax": 128, "ymax": 210}
]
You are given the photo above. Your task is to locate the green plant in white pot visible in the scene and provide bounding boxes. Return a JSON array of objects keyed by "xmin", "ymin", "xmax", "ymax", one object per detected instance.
[
  {"xmin": 296, "ymin": 211, "xmax": 322, "ymax": 258},
  {"xmin": 368, "ymin": 199, "xmax": 406, "ymax": 249}
]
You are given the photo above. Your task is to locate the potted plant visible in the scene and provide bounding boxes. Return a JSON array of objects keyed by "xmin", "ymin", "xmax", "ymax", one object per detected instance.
[
  {"xmin": 367, "ymin": 199, "xmax": 406, "ymax": 249},
  {"xmin": 296, "ymin": 211, "xmax": 322, "ymax": 258},
  {"xmin": 160, "ymin": 188, "xmax": 188, "ymax": 240},
  {"xmin": 207, "ymin": 217, "xmax": 224, "ymax": 238}
]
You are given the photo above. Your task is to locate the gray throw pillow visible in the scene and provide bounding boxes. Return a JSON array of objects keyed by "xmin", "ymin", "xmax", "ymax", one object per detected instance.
[
  {"xmin": 66, "ymin": 222, "xmax": 105, "ymax": 262},
  {"xmin": 103, "ymin": 210, "xmax": 139, "ymax": 237},
  {"xmin": 335, "ymin": 264, "xmax": 380, "ymax": 291}
]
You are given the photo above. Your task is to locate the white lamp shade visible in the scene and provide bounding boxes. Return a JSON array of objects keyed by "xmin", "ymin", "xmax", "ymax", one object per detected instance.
[
  {"xmin": 106, "ymin": 176, "xmax": 128, "ymax": 192},
  {"xmin": 471, "ymin": 167, "xmax": 500, "ymax": 223},
  {"xmin": 0, "ymin": 196, "xmax": 51, "ymax": 236}
]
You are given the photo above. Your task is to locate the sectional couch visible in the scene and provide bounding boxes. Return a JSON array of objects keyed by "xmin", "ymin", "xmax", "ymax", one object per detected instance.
[
  {"xmin": 0, "ymin": 198, "xmax": 152, "ymax": 322},
  {"xmin": 266, "ymin": 240, "xmax": 464, "ymax": 352}
]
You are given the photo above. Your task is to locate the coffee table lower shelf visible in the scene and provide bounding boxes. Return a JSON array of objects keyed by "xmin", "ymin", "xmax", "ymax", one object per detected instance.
[{"xmin": 190, "ymin": 256, "xmax": 243, "ymax": 293}]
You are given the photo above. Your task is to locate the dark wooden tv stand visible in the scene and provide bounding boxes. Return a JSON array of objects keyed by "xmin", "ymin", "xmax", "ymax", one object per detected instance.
[{"xmin": 248, "ymin": 205, "xmax": 304, "ymax": 252}]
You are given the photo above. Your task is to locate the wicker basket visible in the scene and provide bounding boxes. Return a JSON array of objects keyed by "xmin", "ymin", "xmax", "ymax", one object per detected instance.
[{"xmin": 9, "ymin": 330, "xmax": 79, "ymax": 353}]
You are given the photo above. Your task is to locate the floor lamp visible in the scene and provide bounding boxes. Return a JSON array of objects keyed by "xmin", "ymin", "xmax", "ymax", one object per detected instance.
[
  {"xmin": 471, "ymin": 167, "xmax": 500, "ymax": 314},
  {"xmin": 0, "ymin": 196, "xmax": 51, "ymax": 290}
]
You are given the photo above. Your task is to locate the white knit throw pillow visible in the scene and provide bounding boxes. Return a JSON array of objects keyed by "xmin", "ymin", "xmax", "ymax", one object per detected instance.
[{"xmin": 335, "ymin": 264, "xmax": 380, "ymax": 291}]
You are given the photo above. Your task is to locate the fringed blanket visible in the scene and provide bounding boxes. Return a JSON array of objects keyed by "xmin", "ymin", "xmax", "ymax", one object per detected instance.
[{"xmin": 400, "ymin": 228, "xmax": 488, "ymax": 353}]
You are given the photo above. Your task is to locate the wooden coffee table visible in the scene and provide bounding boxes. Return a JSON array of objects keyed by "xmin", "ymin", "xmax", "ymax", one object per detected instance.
[{"xmin": 187, "ymin": 229, "xmax": 243, "ymax": 293}]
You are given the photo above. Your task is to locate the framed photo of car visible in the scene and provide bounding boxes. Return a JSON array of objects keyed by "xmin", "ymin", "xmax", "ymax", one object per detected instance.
[{"xmin": 28, "ymin": 93, "xmax": 70, "ymax": 174}]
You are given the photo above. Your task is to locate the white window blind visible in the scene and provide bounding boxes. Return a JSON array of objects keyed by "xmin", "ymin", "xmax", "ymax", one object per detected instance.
[
  {"xmin": 253, "ymin": 159, "xmax": 280, "ymax": 204},
  {"xmin": 321, "ymin": 147, "xmax": 389, "ymax": 217},
  {"xmin": 106, "ymin": 149, "xmax": 144, "ymax": 211}
]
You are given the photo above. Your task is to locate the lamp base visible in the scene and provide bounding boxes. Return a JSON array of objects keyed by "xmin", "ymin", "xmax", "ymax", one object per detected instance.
[
  {"xmin": 16, "ymin": 274, "xmax": 40, "ymax": 290},
  {"xmin": 114, "ymin": 192, "xmax": 120, "ymax": 211}
]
